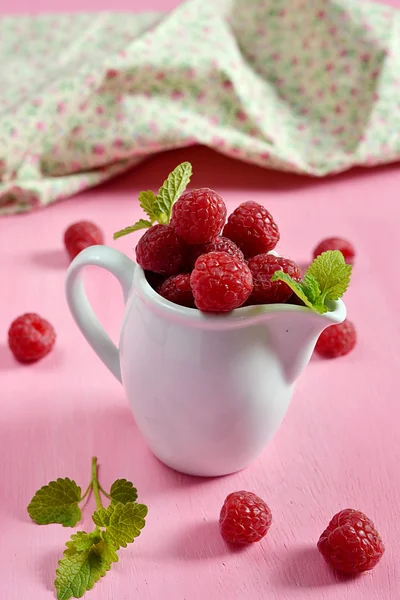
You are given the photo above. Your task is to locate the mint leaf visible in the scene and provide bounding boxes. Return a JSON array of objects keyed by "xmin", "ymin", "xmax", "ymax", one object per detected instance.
[
  {"xmin": 109, "ymin": 479, "xmax": 138, "ymax": 505},
  {"xmin": 154, "ymin": 161, "xmax": 192, "ymax": 220},
  {"xmin": 113, "ymin": 162, "xmax": 192, "ymax": 240},
  {"xmin": 55, "ymin": 531, "xmax": 118, "ymax": 600},
  {"xmin": 138, "ymin": 190, "xmax": 158, "ymax": 221},
  {"xmin": 305, "ymin": 250, "xmax": 352, "ymax": 302},
  {"xmin": 113, "ymin": 219, "xmax": 152, "ymax": 239},
  {"xmin": 271, "ymin": 271, "xmax": 318, "ymax": 310},
  {"xmin": 92, "ymin": 501, "xmax": 148, "ymax": 549},
  {"xmin": 28, "ymin": 478, "xmax": 82, "ymax": 527},
  {"xmin": 302, "ymin": 273, "xmax": 321, "ymax": 304},
  {"xmin": 65, "ymin": 531, "xmax": 102, "ymax": 553},
  {"xmin": 271, "ymin": 250, "xmax": 351, "ymax": 313}
]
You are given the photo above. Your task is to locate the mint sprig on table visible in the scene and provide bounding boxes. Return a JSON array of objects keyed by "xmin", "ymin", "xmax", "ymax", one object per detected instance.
[
  {"xmin": 113, "ymin": 161, "xmax": 192, "ymax": 239},
  {"xmin": 271, "ymin": 250, "xmax": 352, "ymax": 314},
  {"xmin": 27, "ymin": 457, "xmax": 147, "ymax": 600}
]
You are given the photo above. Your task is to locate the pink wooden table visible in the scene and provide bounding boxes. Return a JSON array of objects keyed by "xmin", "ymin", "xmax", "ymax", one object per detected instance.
[{"xmin": 1, "ymin": 1, "xmax": 400, "ymax": 600}]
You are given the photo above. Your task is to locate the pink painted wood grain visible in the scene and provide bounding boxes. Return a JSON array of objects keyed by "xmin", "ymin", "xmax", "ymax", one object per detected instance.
[
  {"xmin": 1, "ymin": 145, "xmax": 400, "ymax": 599},
  {"xmin": 1, "ymin": 0, "xmax": 400, "ymax": 598}
]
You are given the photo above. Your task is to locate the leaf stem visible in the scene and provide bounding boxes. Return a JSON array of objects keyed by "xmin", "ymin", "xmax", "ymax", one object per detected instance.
[
  {"xmin": 98, "ymin": 484, "xmax": 112, "ymax": 500},
  {"xmin": 91, "ymin": 457, "xmax": 103, "ymax": 510},
  {"xmin": 80, "ymin": 482, "xmax": 92, "ymax": 503}
]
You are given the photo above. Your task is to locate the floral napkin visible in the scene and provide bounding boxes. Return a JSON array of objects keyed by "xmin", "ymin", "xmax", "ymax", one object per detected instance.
[{"xmin": 1, "ymin": 0, "xmax": 399, "ymax": 214}]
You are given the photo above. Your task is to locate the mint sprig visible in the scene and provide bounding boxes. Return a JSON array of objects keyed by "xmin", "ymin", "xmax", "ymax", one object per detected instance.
[
  {"xmin": 28, "ymin": 457, "xmax": 148, "ymax": 600},
  {"xmin": 271, "ymin": 250, "xmax": 352, "ymax": 313},
  {"xmin": 113, "ymin": 161, "xmax": 192, "ymax": 239}
]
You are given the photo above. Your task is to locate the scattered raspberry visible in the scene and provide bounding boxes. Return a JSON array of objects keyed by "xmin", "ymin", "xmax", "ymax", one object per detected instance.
[
  {"xmin": 190, "ymin": 252, "xmax": 253, "ymax": 312},
  {"xmin": 170, "ymin": 188, "xmax": 227, "ymax": 245},
  {"xmin": 188, "ymin": 236, "xmax": 244, "ymax": 268},
  {"xmin": 8, "ymin": 313, "xmax": 56, "ymax": 363},
  {"xmin": 159, "ymin": 273, "xmax": 195, "ymax": 308},
  {"xmin": 248, "ymin": 254, "xmax": 301, "ymax": 304},
  {"xmin": 318, "ymin": 509, "xmax": 385, "ymax": 574},
  {"xmin": 223, "ymin": 201, "xmax": 279, "ymax": 258},
  {"xmin": 136, "ymin": 224, "xmax": 187, "ymax": 275},
  {"xmin": 313, "ymin": 237, "xmax": 355, "ymax": 265},
  {"xmin": 315, "ymin": 319, "xmax": 356, "ymax": 358},
  {"xmin": 219, "ymin": 490, "xmax": 272, "ymax": 544},
  {"xmin": 64, "ymin": 221, "xmax": 104, "ymax": 260}
]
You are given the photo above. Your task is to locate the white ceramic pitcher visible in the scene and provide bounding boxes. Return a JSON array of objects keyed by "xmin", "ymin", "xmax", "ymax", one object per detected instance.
[{"xmin": 65, "ymin": 245, "xmax": 346, "ymax": 477}]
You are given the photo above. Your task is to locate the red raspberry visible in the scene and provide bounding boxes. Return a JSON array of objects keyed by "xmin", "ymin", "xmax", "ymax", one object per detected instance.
[
  {"xmin": 8, "ymin": 313, "xmax": 56, "ymax": 363},
  {"xmin": 64, "ymin": 221, "xmax": 104, "ymax": 260},
  {"xmin": 318, "ymin": 509, "xmax": 385, "ymax": 574},
  {"xmin": 188, "ymin": 236, "xmax": 244, "ymax": 268},
  {"xmin": 223, "ymin": 201, "xmax": 279, "ymax": 258},
  {"xmin": 159, "ymin": 273, "xmax": 195, "ymax": 308},
  {"xmin": 170, "ymin": 188, "xmax": 227, "ymax": 245},
  {"xmin": 136, "ymin": 224, "xmax": 187, "ymax": 275},
  {"xmin": 315, "ymin": 319, "xmax": 356, "ymax": 358},
  {"xmin": 190, "ymin": 252, "xmax": 253, "ymax": 312},
  {"xmin": 313, "ymin": 237, "xmax": 355, "ymax": 265},
  {"xmin": 248, "ymin": 254, "xmax": 301, "ymax": 305},
  {"xmin": 219, "ymin": 490, "xmax": 272, "ymax": 544}
]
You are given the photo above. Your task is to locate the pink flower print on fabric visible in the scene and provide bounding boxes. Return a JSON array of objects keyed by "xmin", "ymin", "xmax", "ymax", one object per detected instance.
[
  {"xmin": 92, "ymin": 144, "xmax": 105, "ymax": 155},
  {"xmin": 113, "ymin": 138, "xmax": 124, "ymax": 148}
]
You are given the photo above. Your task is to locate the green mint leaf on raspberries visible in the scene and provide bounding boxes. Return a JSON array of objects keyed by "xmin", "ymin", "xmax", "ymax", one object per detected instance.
[
  {"xmin": 270, "ymin": 271, "xmax": 327, "ymax": 312},
  {"xmin": 154, "ymin": 161, "xmax": 192, "ymax": 220},
  {"xmin": 55, "ymin": 531, "xmax": 118, "ymax": 600},
  {"xmin": 113, "ymin": 161, "xmax": 192, "ymax": 239},
  {"xmin": 305, "ymin": 250, "xmax": 352, "ymax": 302},
  {"xmin": 92, "ymin": 501, "xmax": 148, "ymax": 550},
  {"xmin": 271, "ymin": 250, "xmax": 352, "ymax": 313},
  {"xmin": 113, "ymin": 219, "xmax": 152, "ymax": 239},
  {"xmin": 302, "ymin": 273, "xmax": 321, "ymax": 304},
  {"xmin": 138, "ymin": 190, "xmax": 158, "ymax": 221},
  {"xmin": 109, "ymin": 479, "xmax": 138, "ymax": 505},
  {"xmin": 27, "ymin": 477, "xmax": 82, "ymax": 527}
]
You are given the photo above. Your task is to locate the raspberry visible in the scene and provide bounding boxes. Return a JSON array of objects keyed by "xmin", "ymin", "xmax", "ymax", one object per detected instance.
[
  {"xmin": 170, "ymin": 188, "xmax": 227, "ymax": 245},
  {"xmin": 136, "ymin": 224, "xmax": 187, "ymax": 275},
  {"xmin": 219, "ymin": 491, "xmax": 272, "ymax": 544},
  {"xmin": 188, "ymin": 236, "xmax": 244, "ymax": 269},
  {"xmin": 313, "ymin": 237, "xmax": 355, "ymax": 265},
  {"xmin": 64, "ymin": 221, "xmax": 104, "ymax": 260},
  {"xmin": 248, "ymin": 254, "xmax": 301, "ymax": 305},
  {"xmin": 315, "ymin": 319, "xmax": 356, "ymax": 358},
  {"xmin": 159, "ymin": 273, "xmax": 195, "ymax": 308},
  {"xmin": 223, "ymin": 201, "xmax": 279, "ymax": 258},
  {"xmin": 8, "ymin": 313, "xmax": 56, "ymax": 363},
  {"xmin": 318, "ymin": 509, "xmax": 385, "ymax": 574},
  {"xmin": 190, "ymin": 252, "xmax": 253, "ymax": 312}
]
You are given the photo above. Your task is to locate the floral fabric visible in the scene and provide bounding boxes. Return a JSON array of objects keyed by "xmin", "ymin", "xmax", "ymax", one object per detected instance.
[{"xmin": 1, "ymin": 0, "xmax": 399, "ymax": 214}]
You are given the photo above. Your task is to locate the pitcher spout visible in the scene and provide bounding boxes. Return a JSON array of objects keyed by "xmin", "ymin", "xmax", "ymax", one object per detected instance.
[{"xmin": 263, "ymin": 300, "xmax": 347, "ymax": 384}]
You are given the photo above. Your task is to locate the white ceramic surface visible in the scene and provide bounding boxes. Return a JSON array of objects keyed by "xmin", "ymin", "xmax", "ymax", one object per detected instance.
[{"xmin": 65, "ymin": 245, "xmax": 346, "ymax": 476}]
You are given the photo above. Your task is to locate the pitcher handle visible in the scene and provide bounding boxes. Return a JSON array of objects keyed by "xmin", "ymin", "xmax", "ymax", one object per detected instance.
[{"xmin": 65, "ymin": 245, "xmax": 136, "ymax": 382}]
